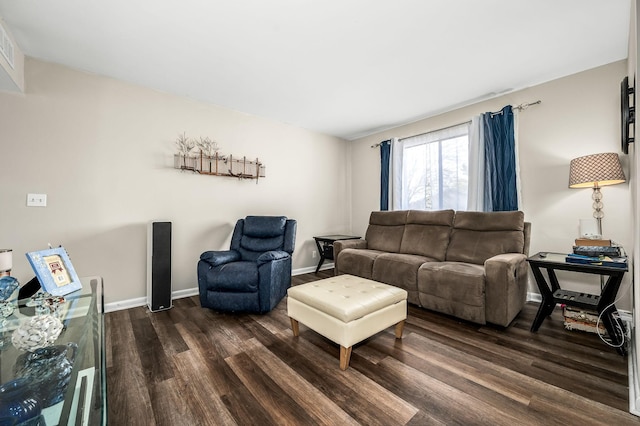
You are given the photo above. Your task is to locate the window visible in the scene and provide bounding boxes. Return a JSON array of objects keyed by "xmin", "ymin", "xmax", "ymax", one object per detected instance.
[{"xmin": 395, "ymin": 123, "xmax": 470, "ymax": 211}]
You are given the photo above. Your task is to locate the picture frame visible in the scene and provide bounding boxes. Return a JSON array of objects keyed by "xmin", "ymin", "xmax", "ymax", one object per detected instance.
[{"xmin": 25, "ymin": 247, "xmax": 82, "ymax": 296}]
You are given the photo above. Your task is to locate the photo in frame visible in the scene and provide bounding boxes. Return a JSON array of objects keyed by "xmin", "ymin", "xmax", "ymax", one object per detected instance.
[{"xmin": 25, "ymin": 247, "xmax": 82, "ymax": 296}]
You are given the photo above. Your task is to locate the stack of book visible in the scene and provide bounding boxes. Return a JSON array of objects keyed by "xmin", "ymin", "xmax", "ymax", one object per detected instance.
[
  {"xmin": 573, "ymin": 238, "xmax": 621, "ymax": 257},
  {"xmin": 567, "ymin": 239, "xmax": 626, "ymax": 267},
  {"xmin": 565, "ymin": 253, "xmax": 627, "ymax": 268},
  {"xmin": 563, "ymin": 306, "xmax": 605, "ymax": 334}
]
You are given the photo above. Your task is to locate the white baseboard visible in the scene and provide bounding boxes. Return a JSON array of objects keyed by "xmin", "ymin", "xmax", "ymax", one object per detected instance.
[
  {"xmin": 103, "ymin": 265, "xmax": 334, "ymax": 313},
  {"xmin": 526, "ymin": 292, "xmax": 542, "ymax": 303}
]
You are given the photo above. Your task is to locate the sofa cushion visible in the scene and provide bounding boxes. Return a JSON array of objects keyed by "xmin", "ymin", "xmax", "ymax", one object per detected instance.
[
  {"xmin": 400, "ymin": 209, "xmax": 454, "ymax": 260},
  {"xmin": 337, "ymin": 249, "xmax": 385, "ymax": 279},
  {"xmin": 365, "ymin": 211, "xmax": 408, "ymax": 253},
  {"xmin": 372, "ymin": 253, "xmax": 431, "ymax": 305},
  {"xmin": 417, "ymin": 261, "xmax": 486, "ymax": 324},
  {"xmin": 446, "ymin": 211, "xmax": 525, "ymax": 265}
]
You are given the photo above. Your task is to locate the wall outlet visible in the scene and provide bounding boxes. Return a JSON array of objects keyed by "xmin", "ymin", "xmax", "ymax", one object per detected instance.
[
  {"xmin": 27, "ymin": 193, "xmax": 47, "ymax": 207},
  {"xmin": 312, "ymin": 250, "xmax": 317, "ymax": 259}
]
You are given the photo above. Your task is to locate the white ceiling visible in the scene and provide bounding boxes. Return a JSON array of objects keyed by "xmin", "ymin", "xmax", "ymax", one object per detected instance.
[{"xmin": 0, "ymin": 0, "xmax": 632, "ymax": 140}]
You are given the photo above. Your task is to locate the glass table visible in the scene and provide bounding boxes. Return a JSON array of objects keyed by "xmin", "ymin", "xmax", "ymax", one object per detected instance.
[
  {"xmin": 527, "ymin": 252, "xmax": 627, "ymax": 355},
  {"xmin": 0, "ymin": 276, "xmax": 106, "ymax": 425}
]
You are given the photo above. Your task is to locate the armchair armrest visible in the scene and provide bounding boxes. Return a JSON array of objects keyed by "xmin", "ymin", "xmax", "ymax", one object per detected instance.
[
  {"xmin": 484, "ymin": 253, "xmax": 528, "ymax": 327},
  {"xmin": 200, "ymin": 250, "xmax": 241, "ymax": 267},
  {"xmin": 257, "ymin": 250, "xmax": 290, "ymax": 266}
]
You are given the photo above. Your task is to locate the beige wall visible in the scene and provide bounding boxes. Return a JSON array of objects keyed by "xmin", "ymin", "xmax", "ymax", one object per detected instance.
[
  {"xmin": 349, "ymin": 60, "xmax": 633, "ymax": 309},
  {"xmin": 0, "ymin": 58, "xmax": 351, "ymax": 306}
]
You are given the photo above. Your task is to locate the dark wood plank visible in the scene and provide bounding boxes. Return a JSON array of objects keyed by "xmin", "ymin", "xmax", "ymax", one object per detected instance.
[
  {"xmin": 106, "ymin": 270, "xmax": 640, "ymax": 425},
  {"xmin": 106, "ymin": 310, "xmax": 155, "ymax": 423}
]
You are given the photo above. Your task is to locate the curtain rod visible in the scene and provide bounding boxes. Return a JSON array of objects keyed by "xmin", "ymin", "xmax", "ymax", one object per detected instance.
[
  {"xmin": 371, "ymin": 120, "xmax": 472, "ymax": 147},
  {"xmin": 371, "ymin": 140, "xmax": 390, "ymax": 148},
  {"xmin": 371, "ymin": 100, "xmax": 542, "ymax": 147},
  {"xmin": 491, "ymin": 100, "xmax": 542, "ymax": 117},
  {"xmin": 398, "ymin": 121, "xmax": 472, "ymax": 143}
]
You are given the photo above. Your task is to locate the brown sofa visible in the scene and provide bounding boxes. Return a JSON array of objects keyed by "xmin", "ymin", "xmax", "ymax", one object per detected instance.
[{"xmin": 334, "ymin": 210, "xmax": 531, "ymax": 327}]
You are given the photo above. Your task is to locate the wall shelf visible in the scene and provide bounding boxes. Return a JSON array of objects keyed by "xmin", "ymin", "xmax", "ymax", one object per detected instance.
[{"xmin": 174, "ymin": 152, "xmax": 265, "ymax": 181}]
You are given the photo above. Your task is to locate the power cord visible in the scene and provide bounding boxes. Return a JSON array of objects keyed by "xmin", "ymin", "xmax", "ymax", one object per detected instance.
[{"xmin": 595, "ymin": 280, "xmax": 631, "ymax": 349}]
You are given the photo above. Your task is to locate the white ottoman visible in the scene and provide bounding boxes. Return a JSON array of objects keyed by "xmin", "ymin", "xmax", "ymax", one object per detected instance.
[{"xmin": 287, "ymin": 274, "xmax": 408, "ymax": 370}]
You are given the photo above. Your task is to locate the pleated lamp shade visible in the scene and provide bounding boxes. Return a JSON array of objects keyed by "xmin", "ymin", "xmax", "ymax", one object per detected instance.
[{"xmin": 569, "ymin": 152, "xmax": 626, "ymax": 188}]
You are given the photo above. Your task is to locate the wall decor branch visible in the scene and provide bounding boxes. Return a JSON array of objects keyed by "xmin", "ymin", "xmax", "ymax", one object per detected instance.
[{"xmin": 172, "ymin": 133, "xmax": 266, "ymax": 181}]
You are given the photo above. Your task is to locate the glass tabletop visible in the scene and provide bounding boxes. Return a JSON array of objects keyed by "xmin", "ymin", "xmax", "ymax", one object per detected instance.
[
  {"xmin": 314, "ymin": 235, "xmax": 360, "ymax": 241},
  {"xmin": 0, "ymin": 276, "xmax": 105, "ymax": 425},
  {"xmin": 527, "ymin": 252, "xmax": 628, "ymax": 272}
]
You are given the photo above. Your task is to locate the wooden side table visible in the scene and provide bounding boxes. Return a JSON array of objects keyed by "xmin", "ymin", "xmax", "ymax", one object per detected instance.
[
  {"xmin": 527, "ymin": 252, "xmax": 627, "ymax": 355},
  {"xmin": 313, "ymin": 235, "xmax": 360, "ymax": 273}
]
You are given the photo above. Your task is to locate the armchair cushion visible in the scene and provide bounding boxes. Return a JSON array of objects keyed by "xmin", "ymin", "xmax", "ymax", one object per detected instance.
[
  {"xmin": 206, "ymin": 262, "xmax": 258, "ymax": 292},
  {"xmin": 233, "ymin": 216, "xmax": 295, "ymax": 262},
  {"xmin": 243, "ymin": 216, "xmax": 287, "ymax": 237}
]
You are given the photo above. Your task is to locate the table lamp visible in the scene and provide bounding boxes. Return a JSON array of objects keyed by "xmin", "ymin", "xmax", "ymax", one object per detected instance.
[
  {"xmin": 569, "ymin": 152, "xmax": 626, "ymax": 237},
  {"xmin": 0, "ymin": 249, "xmax": 12, "ymax": 276}
]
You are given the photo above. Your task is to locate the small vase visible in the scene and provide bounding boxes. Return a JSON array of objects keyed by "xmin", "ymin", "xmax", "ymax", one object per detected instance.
[{"xmin": 0, "ymin": 377, "xmax": 41, "ymax": 426}]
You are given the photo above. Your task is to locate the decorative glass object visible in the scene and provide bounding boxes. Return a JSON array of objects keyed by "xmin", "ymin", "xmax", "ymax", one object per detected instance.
[
  {"xmin": 0, "ymin": 377, "xmax": 42, "ymax": 425},
  {"xmin": 0, "ymin": 276, "xmax": 18, "ymax": 301},
  {"xmin": 14, "ymin": 342, "xmax": 78, "ymax": 407},
  {"xmin": 11, "ymin": 314, "xmax": 64, "ymax": 352},
  {"xmin": 0, "ymin": 300, "xmax": 14, "ymax": 318}
]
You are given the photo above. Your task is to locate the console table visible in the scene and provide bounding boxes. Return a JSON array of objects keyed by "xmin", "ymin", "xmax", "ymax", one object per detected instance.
[
  {"xmin": 527, "ymin": 252, "xmax": 627, "ymax": 355},
  {"xmin": 313, "ymin": 235, "xmax": 360, "ymax": 273},
  {"xmin": 0, "ymin": 276, "xmax": 106, "ymax": 425}
]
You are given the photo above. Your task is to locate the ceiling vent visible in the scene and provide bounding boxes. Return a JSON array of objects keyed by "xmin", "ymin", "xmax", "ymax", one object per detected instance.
[{"xmin": 0, "ymin": 23, "xmax": 15, "ymax": 69}]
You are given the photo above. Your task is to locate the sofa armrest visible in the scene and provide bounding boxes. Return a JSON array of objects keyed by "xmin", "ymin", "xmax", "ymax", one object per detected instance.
[
  {"xmin": 333, "ymin": 239, "xmax": 367, "ymax": 272},
  {"xmin": 200, "ymin": 250, "xmax": 241, "ymax": 267},
  {"xmin": 484, "ymin": 253, "xmax": 528, "ymax": 327}
]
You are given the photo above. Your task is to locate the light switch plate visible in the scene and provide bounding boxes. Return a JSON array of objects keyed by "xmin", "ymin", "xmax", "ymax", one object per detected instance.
[{"xmin": 27, "ymin": 193, "xmax": 47, "ymax": 207}]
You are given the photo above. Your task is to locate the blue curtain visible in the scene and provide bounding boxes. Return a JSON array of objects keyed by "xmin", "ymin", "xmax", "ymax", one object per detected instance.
[
  {"xmin": 483, "ymin": 106, "xmax": 518, "ymax": 211},
  {"xmin": 380, "ymin": 140, "xmax": 391, "ymax": 211}
]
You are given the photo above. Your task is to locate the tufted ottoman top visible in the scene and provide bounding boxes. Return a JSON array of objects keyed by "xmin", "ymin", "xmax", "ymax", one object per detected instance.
[{"xmin": 287, "ymin": 274, "xmax": 407, "ymax": 322}]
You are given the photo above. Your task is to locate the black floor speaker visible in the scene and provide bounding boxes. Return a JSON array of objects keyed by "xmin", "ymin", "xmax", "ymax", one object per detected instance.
[{"xmin": 147, "ymin": 221, "xmax": 172, "ymax": 312}]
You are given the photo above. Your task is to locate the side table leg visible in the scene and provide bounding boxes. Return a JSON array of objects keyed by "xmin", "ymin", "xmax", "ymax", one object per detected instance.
[
  {"xmin": 314, "ymin": 238, "xmax": 325, "ymax": 274},
  {"xmin": 531, "ymin": 299, "xmax": 556, "ymax": 332},
  {"xmin": 530, "ymin": 265, "xmax": 556, "ymax": 332}
]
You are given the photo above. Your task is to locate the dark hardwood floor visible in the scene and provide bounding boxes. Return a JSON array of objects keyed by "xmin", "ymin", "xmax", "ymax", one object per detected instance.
[{"xmin": 106, "ymin": 270, "xmax": 640, "ymax": 425}]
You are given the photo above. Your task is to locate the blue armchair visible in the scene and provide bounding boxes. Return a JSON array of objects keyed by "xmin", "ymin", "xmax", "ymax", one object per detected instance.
[{"xmin": 197, "ymin": 216, "xmax": 297, "ymax": 313}]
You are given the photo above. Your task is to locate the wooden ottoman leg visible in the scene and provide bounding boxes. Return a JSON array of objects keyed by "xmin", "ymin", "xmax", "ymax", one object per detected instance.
[
  {"xmin": 395, "ymin": 320, "xmax": 405, "ymax": 339},
  {"xmin": 340, "ymin": 346, "xmax": 352, "ymax": 370},
  {"xmin": 290, "ymin": 318, "xmax": 300, "ymax": 337}
]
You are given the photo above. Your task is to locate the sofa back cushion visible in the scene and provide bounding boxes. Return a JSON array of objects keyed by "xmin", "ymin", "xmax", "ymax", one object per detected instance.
[
  {"xmin": 445, "ymin": 211, "xmax": 525, "ymax": 264},
  {"xmin": 365, "ymin": 211, "xmax": 408, "ymax": 253},
  {"xmin": 400, "ymin": 210, "xmax": 454, "ymax": 260}
]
